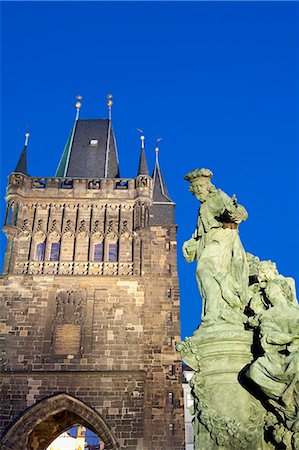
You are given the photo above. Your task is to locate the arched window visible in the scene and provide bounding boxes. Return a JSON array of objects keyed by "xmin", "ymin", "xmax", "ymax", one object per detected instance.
[
  {"xmin": 94, "ymin": 243, "xmax": 103, "ymax": 262},
  {"xmin": 12, "ymin": 202, "xmax": 19, "ymax": 226},
  {"xmin": 108, "ymin": 242, "xmax": 118, "ymax": 262},
  {"xmin": 6, "ymin": 203, "xmax": 13, "ymax": 225},
  {"xmin": 50, "ymin": 242, "xmax": 60, "ymax": 261},
  {"xmin": 35, "ymin": 242, "xmax": 46, "ymax": 261}
]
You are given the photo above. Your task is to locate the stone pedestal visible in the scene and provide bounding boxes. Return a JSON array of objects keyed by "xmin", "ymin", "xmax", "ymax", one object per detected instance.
[{"xmin": 178, "ymin": 323, "xmax": 268, "ymax": 450}]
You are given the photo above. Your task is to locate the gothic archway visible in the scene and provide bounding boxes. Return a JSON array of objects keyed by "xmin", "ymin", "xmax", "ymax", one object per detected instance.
[{"xmin": 0, "ymin": 393, "xmax": 119, "ymax": 450}]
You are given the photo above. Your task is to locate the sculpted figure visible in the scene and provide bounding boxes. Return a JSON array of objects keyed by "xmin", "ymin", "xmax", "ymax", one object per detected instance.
[
  {"xmin": 246, "ymin": 278, "xmax": 299, "ymax": 432},
  {"xmin": 248, "ymin": 258, "xmax": 298, "ymax": 314},
  {"xmin": 183, "ymin": 168, "xmax": 249, "ymax": 323}
]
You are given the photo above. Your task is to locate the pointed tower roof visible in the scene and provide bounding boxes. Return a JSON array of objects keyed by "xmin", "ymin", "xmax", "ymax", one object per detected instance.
[
  {"xmin": 14, "ymin": 133, "xmax": 29, "ymax": 174},
  {"xmin": 137, "ymin": 134, "xmax": 149, "ymax": 176},
  {"xmin": 55, "ymin": 119, "xmax": 120, "ymax": 178},
  {"xmin": 149, "ymin": 146, "xmax": 175, "ymax": 225},
  {"xmin": 56, "ymin": 96, "xmax": 119, "ymax": 178},
  {"xmin": 152, "ymin": 147, "xmax": 173, "ymax": 203}
]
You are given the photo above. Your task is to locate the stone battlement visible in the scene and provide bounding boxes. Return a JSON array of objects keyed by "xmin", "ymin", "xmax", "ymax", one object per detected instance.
[{"xmin": 6, "ymin": 173, "xmax": 152, "ymax": 201}]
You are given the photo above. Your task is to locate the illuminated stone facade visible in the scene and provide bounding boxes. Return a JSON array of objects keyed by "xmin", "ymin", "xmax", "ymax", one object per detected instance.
[{"xmin": 0, "ymin": 116, "xmax": 184, "ymax": 449}]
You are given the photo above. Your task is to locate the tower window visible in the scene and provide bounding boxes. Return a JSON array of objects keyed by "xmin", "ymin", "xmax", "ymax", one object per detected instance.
[
  {"xmin": 6, "ymin": 204, "xmax": 13, "ymax": 225},
  {"xmin": 115, "ymin": 180, "xmax": 128, "ymax": 190},
  {"xmin": 108, "ymin": 243, "xmax": 118, "ymax": 262},
  {"xmin": 35, "ymin": 242, "xmax": 45, "ymax": 261},
  {"xmin": 50, "ymin": 242, "xmax": 60, "ymax": 261},
  {"xmin": 32, "ymin": 178, "xmax": 46, "ymax": 189},
  {"xmin": 167, "ymin": 337, "xmax": 173, "ymax": 347},
  {"xmin": 166, "ymin": 312, "xmax": 172, "ymax": 323},
  {"xmin": 94, "ymin": 243, "xmax": 103, "ymax": 262},
  {"xmin": 89, "ymin": 139, "xmax": 98, "ymax": 146},
  {"xmin": 60, "ymin": 179, "xmax": 73, "ymax": 189},
  {"xmin": 167, "ymin": 392, "xmax": 174, "ymax": 405},
  {"xmin": 169, "ymin": 423, "xmax": 175, "ymax": 435},
  {"xmin": 13, "ymin": 203, "xmax": 19, "ymax": 226},
  {"xmin": 167, "ymin": 289, "xmax": 172, "ymax": 299},
  {"xmin": 88, "ymin": 180, "xmax": 100, "ymax": 189},
  {"xmin": 168, "ymin": 365, "xmax": 174, "ymax": 377}
]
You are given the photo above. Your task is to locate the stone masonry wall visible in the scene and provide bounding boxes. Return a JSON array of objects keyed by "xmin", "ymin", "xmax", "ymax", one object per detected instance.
[
  {"xmin": 1, "ymin": 171, "xmax": 185, "ymax": 449},
  {"xmin": 0, "ymin": 226, "xmax": 184, "ymax": 448}
]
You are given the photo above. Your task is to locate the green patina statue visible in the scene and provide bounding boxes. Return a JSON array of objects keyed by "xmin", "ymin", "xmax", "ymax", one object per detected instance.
[
  {"xmin": 178, "ymin": 168, "xmax": 299, "ymax": 450},
  {"xmin": 183, "ymin": 168, "xmax": 249, "ymax": 324}
]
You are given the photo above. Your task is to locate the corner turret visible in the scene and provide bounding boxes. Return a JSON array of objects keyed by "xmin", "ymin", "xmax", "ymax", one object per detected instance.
[
  {"xmin": 14, "ymin": 133, "xmax": 29, "ymax": 175},
  {"xmin": 137, "ymin": 133, "xmax": 149, "ymax": 176},
  {"xmin": 149, "ymin": 146, "xmax": 175, "ymax": 225}
]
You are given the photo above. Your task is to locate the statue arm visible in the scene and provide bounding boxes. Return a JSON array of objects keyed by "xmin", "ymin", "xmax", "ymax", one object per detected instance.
[
  {"xmin": 211, "ymin": 190, "xmax": 248, "ymax": 224},
  {"xmin": 225, "ymin": 194, "xmax": 248, "ymax": 224}
]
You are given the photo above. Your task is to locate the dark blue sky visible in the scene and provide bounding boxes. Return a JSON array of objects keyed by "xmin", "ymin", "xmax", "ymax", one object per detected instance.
[{"xmin": 1, "ymin": 1, "xmax": 299, "ymax": 338}]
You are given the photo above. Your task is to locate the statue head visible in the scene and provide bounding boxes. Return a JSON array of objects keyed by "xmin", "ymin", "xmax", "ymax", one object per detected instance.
[{"xmin": 184, "ymin": 168, "xmax": 215, "ymax": 202}]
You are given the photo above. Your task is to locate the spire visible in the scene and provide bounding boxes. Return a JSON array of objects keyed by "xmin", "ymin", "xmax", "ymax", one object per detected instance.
[
  {"xmin": 137, "ymin": 130, "xmax": 149, "ymax": 176},
  {"xmin": 107, "ymin": 94, "xmax": 113, "ymax": 120},
  {"xmin": 75, "ymin": 95, "xmax": 82, "ymax": 121},
  {"xmin": 149, "ymin": 141, "xmax": 175, "ymax": 226},
  {"xmin": 55, "ymin": 97, "xmax": 119, "ymax": 178},
  {"xmin": 152, "ymin": 141, "xmax": 173, "ymax": 203},
  {"xmin": 56, "ymin": 95, "xmax": 82, "ymax": 177},
  {"xmin": 14, "ymin": 132, "xmax": 29, "ymax": 174}
]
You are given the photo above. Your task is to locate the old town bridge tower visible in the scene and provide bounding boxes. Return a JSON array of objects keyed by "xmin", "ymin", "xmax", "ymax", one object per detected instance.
[{"xmin": 0, "ymin": 98, "xmax": 185, "ymax": 449}]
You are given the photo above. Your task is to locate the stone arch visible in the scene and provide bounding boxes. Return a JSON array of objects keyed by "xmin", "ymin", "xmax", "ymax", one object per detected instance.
[{"xmin": 0, "ymin": 393, "xmax": 119, "ymax": 450}]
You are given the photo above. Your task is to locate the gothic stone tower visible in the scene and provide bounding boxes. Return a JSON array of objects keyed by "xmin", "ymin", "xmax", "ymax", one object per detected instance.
[{"xmin": 0, "ymin": 105, "xmax": 185, "ymax": 449}]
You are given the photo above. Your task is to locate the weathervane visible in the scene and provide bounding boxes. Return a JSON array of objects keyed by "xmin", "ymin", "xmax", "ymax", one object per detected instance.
[
  {"xmin": 137, "ymin": 128, "xmax": 145, "ymax": 149},
  {"xmin": 155, "ymin": 137, "xmax": 162, "ymax": 159},
  {"xmin": 75, "ymin": 95, "xmax": 82, "ymax": 121},
  {"xmin": 107, "ymin": 94, "xmax": 113, "ymax": 120}
]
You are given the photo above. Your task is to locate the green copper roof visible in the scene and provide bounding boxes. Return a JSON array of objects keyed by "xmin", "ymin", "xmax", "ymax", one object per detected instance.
[{"xmin": 55, "ymin": 123, "xmax": 77, "ymax": 177}]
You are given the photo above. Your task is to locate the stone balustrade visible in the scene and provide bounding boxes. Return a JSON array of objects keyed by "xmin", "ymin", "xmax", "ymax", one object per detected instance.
[{"xmin": 13, "ymin": 261, "xmax": 135, "ymax": 276}]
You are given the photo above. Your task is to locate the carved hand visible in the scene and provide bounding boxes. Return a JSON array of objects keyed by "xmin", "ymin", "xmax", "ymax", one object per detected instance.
[{"xmin": 182, "ymin": 238, "xmax": 197, "ymax": 262}]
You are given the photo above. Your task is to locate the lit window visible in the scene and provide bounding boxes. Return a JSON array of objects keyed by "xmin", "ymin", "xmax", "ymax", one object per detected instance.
[
  {"xmin": 168, "ymin": 365, "xmax": 174, "ymax": 377},
  {"xmin": 108, "ymin": 243, "xmax": 118, "ymax": 262},
  {"xmin": 50, "ymin": 243, "xmax": 60, "ymax": 261},
  {"xmin": 94, "ymin": 243, "xmax": 103, "ymax": 262},
  {"xmin": 35, "ymin": 242, "xmax": 45, "ymax": 261},
  {"xmin": 168, "ymin": 392, "xmax": 174, "ymax": 405},
  {"xmin": 89, "ymin": 139, "xmax": 98, "ymax": 146},
  {"xmin": 169, "ymin": 423, "xmax": 175, "ymax": 435}
]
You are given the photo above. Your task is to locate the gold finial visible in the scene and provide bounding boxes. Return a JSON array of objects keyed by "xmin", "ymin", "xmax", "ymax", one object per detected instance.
[
  {"xmin": 107, "ymin": 94, "xmax": 113, "ymax": 120},
  {"xmin": 75, "ymin": 95, "xmax": 82, "ymax": 120},
  {"xmin": 24, "ymin": 132, "xmax": 30, "ymax": 146}
]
